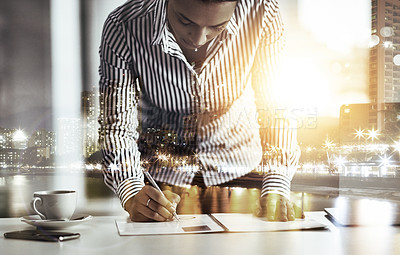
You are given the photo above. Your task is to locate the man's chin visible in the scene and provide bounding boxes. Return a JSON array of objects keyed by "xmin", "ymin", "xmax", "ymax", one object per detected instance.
[{"xmin": 180, "ymin": 38, "xmax": 206, "ymax": 51}]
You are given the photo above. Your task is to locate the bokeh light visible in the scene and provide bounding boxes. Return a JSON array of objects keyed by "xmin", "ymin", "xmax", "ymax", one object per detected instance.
[
  {"xmin": 393, "ymin": 54, "xmax": 400, "ymax": 66},
  {"xmin": 369, "ymin": 35, "xmax": 380, "ymax": 48},
  {"xmin": 380, "ymin": 26, "xmax": 394, "ymax": 37}
]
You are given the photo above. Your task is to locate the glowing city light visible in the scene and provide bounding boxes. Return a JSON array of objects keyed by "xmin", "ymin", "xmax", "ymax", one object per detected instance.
[
  {"xmin": 394, "ymin": 54, "xmax": 400, "ymax": 66},
  {"xmin": 369, "ymin": 35, "xmax": 380, "ymax": 48},
  {"xmin": 12, "ymin": 129, "xmax": 27, "ymax": 141},
  {"xmin": 354, "ymin": 128, "xmax": 365, "ymax": 139},
  {"xmin": 323, "ymin": 138, "xmax": 335, "ymax": 149},
  {"xmin": 334, "ymin": 155, "xmax": 346, "ymax": 166},
  {"xmin": 393, "ymin": 141, "xmax": 400, "ymax": 152},
  {"xmin": 384, "ymin": 41, "xmax": 393, "ymax": 48},
  {"xmin": 367, "ymin": 128, "xmax": 379, "ymax": 141},
  {"xmin": 108, "ymin": 162, "xmax": 120, "ymax": 172},
  {"xmin": 379, "ymin": 155, "xmax": 392, "ymax": 167},
  {"xmin": 157, "ymin": 154, "xmax": 168, "ymax": 162},
  {"xmin": 380, "ymin": 26, "xmax": 394, "ymax": 37}
]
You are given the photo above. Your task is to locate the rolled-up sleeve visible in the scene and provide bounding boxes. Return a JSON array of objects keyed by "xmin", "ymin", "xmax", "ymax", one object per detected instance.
[
  {"xmin": 252, "ymin": 0, "xmax": 301, "ymax": 199},
  {"xmin": 98, "ymin": 14, "xmax": 144, "ymax": 207}
]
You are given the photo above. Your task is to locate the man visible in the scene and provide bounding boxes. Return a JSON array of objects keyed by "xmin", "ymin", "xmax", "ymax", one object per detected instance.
[{"xmin": 99, "ymin": 0, "xmax": 301, "ymax": 222}]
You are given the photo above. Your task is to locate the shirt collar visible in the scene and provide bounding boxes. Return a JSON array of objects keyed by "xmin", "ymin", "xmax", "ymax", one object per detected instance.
[
  {"xmin": 225, "ymin": 9, "xmax": 239, "ymax": 36},
  {"xmin": 151, "ymin": 0, "xmax": 168, "ymax": 46},
  {"xmin": 151, "ymin": 0, "xmax": 240, "ymax": 46}
]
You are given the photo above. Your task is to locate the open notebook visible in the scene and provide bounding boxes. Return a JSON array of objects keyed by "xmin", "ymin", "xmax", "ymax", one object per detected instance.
[{"xmin": 115, "ymin": 213, "xmax": 327, "ymax": 236}]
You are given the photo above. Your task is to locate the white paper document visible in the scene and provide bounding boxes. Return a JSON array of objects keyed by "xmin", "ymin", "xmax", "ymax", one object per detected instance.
[
  {"xmin": 116, "ymin": 215, "xmax": 225, "ymax": 236},
  {"xmin": 211, "ymin": 213, "xmax": 327, "ymax": 232},
  {"xmin": 116, "ymin": 213, "xmax": 327, "ymax": 236}
]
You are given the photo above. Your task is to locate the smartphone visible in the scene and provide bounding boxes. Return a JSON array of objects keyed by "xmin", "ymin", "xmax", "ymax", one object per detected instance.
[{"xmin": 4, "ymin": 230, "xmax": 80, "ymax": 242}]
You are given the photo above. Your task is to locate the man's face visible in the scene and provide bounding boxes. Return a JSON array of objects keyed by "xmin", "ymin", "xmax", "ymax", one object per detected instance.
[{"xmin": 167, "ymin": 0, "xmax": 237, "ymax": 50}]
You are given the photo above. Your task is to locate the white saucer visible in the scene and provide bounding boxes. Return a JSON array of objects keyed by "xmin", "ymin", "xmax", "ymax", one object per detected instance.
[{"xmin": 21, "ymin": 214, "xmax": 92, "ymax": 229}]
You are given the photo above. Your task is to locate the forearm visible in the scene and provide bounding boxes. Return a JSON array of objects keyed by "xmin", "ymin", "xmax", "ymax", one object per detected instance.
[
  {"xmin": 252, "ymin": 1, "xmax": 301, "ymax": 199},
  {"xmin": 259, "ymin": 112, "xmax": 300, "ymax": 199},
  {"xmin": 99, "ymin": 83, "xmax": 144, "ymax": 206},
  {"xmin": 101, "ymin": 148, "xmax": 144, "ymax": 207}
]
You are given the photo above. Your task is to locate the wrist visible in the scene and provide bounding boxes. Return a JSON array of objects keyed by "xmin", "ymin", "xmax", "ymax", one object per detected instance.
[
  {"xmin": 117, "ymin": 177, "xmax": 145, "ymax": 208},
  {"xmin": 261, "ymin": 173, "xmax": 291, "ymax": 199}
]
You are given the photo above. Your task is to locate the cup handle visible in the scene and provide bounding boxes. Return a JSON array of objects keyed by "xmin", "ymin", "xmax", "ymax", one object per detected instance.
[{"xmin": 31, "ymin": 197, "xmax": 46, "ymax": 219}]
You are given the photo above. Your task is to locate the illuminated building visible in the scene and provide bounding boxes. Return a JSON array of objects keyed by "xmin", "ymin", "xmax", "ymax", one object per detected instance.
[
  {"xmin": 0, "ymin": 149, "xmax": 23, "ymax": 168},
  {"xmin": 0, "ymin": 127, "xmax": 14, "ymax": 149},
  {"xmin": 0, "ymin": 128, "xmax": 28, "ymax": 150},
  {"xmin": 56, "ymin": 118, "xmax": 82, "ymax": 162},
  {"xmin": 339, "ymin": 104, "xmax": 370, "ymax": 144},
  {"xmin": 369, "ymin": 0, "xmax": 400, "ymax": 130},
  {"xmin": 0, "ymin": 128, "xmax": 26, "ymax": 167},
  {"xmin": 81, "ymin": 90, "xmax": 99, "ymax": 158},
  {"xmin": 28, "ymin": 129, "xmax": 55, "ymax": 153},
  {"xmin": 340, "ymin": 103, "xmax": 400, "ymax": 144},
  {"xmin": 25, "ymin": 129, "xmax": 55, "ymax": 165}
]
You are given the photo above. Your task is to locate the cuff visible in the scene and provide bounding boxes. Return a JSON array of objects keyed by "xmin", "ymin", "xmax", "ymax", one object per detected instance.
[
  {"xmin": 261, "ymin": 173, "xmax": 291, "ymax": 200},
  {"xmin": 116, "ymin": 177, "xmax": 145, "ymax": 208}
]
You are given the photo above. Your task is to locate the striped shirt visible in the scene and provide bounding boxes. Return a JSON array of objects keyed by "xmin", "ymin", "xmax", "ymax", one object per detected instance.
[{"xmin": 98, "ymin": 0, "xmax": 301, "ymax": 207}]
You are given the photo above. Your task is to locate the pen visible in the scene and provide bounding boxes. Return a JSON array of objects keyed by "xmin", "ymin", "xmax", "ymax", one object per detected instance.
[{"xmin": 143, "ymin": 171, "xmax": 180, "ymax": 221}]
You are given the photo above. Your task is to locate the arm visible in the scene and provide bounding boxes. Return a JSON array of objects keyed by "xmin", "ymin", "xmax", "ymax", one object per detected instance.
[
  {"xmin": 98, "ymin": 15, "xmax": 144, "ymax": 207},
  {"xmin": 252, "ymin": 0, "xmax": 301, "ymax": 220},
  {"xmin": 98, "ymin": 15, "xmax": 179, "ymax": 221}
]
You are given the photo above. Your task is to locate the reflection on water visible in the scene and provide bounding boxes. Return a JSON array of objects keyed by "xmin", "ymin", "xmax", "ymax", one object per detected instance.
[{"xmin": 0, "ymin": 172, "xmax": 339, "ymax": 217}]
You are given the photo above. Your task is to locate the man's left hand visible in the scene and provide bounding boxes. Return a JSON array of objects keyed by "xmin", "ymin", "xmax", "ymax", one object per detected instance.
[{"xmin": 254, "ymin": 193, "xmax": 304, "ymax": 221}]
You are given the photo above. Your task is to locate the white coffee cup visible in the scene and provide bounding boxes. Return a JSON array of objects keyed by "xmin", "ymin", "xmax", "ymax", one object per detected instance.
[{"xmin": 30, "ymin": 190, "xmax": 77, "ymax": 220}]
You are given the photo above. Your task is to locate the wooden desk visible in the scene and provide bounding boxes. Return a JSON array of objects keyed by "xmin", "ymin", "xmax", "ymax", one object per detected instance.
[{"xmin": 1, "ymin": 212, "xmax": 399, "ymax": 255}]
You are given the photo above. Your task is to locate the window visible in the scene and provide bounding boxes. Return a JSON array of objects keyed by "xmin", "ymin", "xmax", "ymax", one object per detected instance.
[
  {"xmin": 0, "ymin": 0, "xmax": 397, "ymax": 223},
  {"xmin": 0, "ymin": 0, "xmax": 126, "ymax": 217}
]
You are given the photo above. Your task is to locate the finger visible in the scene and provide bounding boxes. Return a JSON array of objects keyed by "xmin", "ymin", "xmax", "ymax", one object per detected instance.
[
  {"xmin": 276, "ymin": 199, "xmax": 288, "ymax": 222},
  {"xmin": 253, "ymin": 198, "xmax": 262, "ymax": 217},
  {"xmin": 287, "ymin": 202, "xmax": 295, "ymax": 221},
  {"xmin": 253, "ymin": 206, "xmax": 263, "ymax": 217},
  {"xmin": 147, "ymin": 199, "xmax": 173, "ymax": 220},
  {"xmin": 162, "ymin": 191, "xmax": 180, "ymax": 214},
  {"xmin": 145, "ymin": 187, "xmax": 175, "ymax": 211},
  {"xmin": 266, "ymin": 198, "xmax": 276, "ymax": 221},
  {"xmin": 253, "ymin": 197, "xmax": 266, "ymax": 217},
  {"xmin": 294, "ymin": 203, "xmax": 305, "ymax": 219},
  {"xmin": 258, "ymin": 196, "xmax": 267, "ymax": 209},
  {"xmin": 135, "ymin": 203, "xmax": 167, "ymax": 222},
  {"xmin": 130, "ymin": 211, "xmax": 150, "ymax": 222},
  {"xmin": 163, "ymin": 190, "xmax": 181, "ymax": 205},
  {"xmin": 255, "ymin": 198, "xmax": 261, "ymax": 208},
  {"xmin": 128, "ymin": 198, "xmax": 153, "ymax": 222}
]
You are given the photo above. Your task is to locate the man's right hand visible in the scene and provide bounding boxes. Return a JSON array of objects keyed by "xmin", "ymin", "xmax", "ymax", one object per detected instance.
[{"xmin": 124, "ymin": 185, "xmax": 181, "ymax": 222}]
